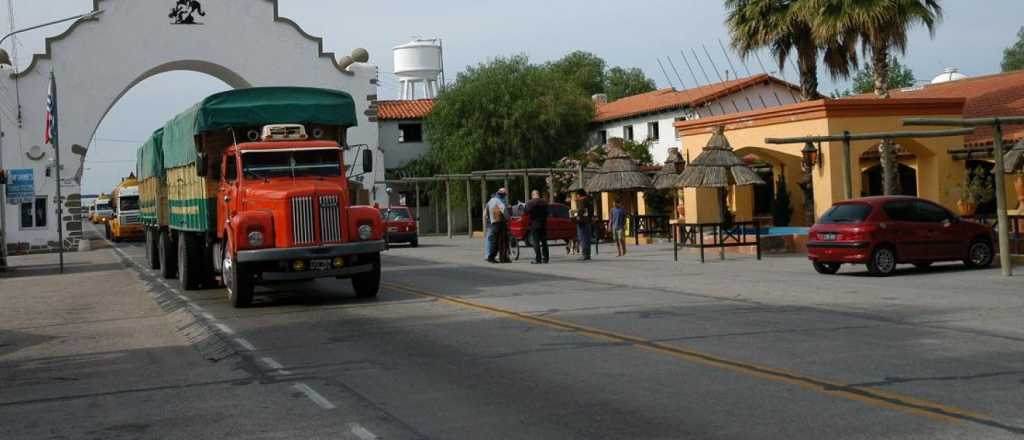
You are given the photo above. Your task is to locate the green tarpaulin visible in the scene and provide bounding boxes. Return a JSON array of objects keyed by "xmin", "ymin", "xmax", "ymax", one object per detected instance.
[
  {"xmin": 162, "ymin": 87, "xmax": 358, "ymax": 168},
  {"xmin": 137, "ymin": 128, "xmax": 164, "ymax": 180}
]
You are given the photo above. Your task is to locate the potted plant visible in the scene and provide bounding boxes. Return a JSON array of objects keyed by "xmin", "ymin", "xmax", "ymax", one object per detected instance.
[{"xmin": 956, "ymin": 166, "xmax": 995, "ymax": 216}]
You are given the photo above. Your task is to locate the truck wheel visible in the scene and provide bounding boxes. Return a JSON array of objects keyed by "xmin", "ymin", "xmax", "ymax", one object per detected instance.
[
  {"xmin": 223, "ymin": 251, "xmax": 253, "ymax": 308},
  {"xmin": 145, "ymin": 228, "xmax": 161, "ymax": 270},
  {"xmin": 351, "ymin": 253, "xmax": 381, "ymax": 298},
  {"xmin": 178, "ymin": 233, "xmax": 204, "ymax": 290},
  {"xmin": 159, "ymin": 230, "xmax": 177, "ymax": 279}
]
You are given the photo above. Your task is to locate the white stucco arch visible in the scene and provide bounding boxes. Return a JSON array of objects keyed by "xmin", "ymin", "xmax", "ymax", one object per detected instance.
[{"xmin": 1, "ymin": 0, "xmax": 383, "ymax": 253}]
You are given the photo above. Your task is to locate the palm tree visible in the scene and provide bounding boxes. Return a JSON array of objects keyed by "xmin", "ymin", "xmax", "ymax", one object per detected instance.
[
  {"xmin": 811, "ymin": 0, "xmax": 942, "ymax": 98},
  {"xmin": 725, "ymin": 0, "xmax": 856, "ymax": 101}
]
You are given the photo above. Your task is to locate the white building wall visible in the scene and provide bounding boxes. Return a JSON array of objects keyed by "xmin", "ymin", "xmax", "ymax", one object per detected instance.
[
  {"xmin": 379, "ymin": 120, "xmax": 431, "ymax": 170},
  {"xmin": 591, "ymin": 82, "xmax": 800, "ymax": 164},
  {"xmin": 1, "ymin": 0, "xmax": 385, "ymax": 253}
]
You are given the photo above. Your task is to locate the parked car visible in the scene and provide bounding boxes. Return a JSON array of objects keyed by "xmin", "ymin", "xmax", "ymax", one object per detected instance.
[
  {"xmin": 508, "ymin": 202, "xmax": 577, "ymax": 260},
  {"xmin": 382, "ymin": 206, "xmax": 418, "ymax": 247},
  {"xmin": 807, "ymin": 196, "xmax": 994, "ymax": 276}
]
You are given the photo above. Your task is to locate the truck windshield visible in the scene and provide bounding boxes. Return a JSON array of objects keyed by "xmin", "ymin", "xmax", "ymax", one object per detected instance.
[
  {"xmin": 242, "ymin": 149, "xmax": 341, "ymax": 179},
  {"xmin": 119, "ymin": 196, "xmax": 140, "ymax": 211},
  {"xmin": 96, "ymin": 203, "xmax": 111, "ymax": 211}
]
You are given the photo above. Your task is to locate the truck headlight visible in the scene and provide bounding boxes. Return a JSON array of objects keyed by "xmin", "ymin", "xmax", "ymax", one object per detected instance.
[
  {"xmin": 358, "ymin": 224, "xmax": 373, "ymax": 240},
  {"xmin": 247, "ymin": 230, "xmax": 264, "ymax": 247}
]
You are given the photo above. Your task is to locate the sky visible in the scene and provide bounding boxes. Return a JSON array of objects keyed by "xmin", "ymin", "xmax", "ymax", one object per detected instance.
[{"xmin": 0, "ymin": 0, "xmax": 1020, "ymax": 194}]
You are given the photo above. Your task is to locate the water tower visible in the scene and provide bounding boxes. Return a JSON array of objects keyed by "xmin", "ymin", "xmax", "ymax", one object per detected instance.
[{"xmin": 393, "ymin": 39, "xmax": 443, "ymax": 100}]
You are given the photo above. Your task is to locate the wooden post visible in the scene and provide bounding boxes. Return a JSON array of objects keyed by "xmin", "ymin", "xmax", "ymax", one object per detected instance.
[
  {"xmin": 523, "ymin": 170, "xmax": 530, "ymax": 202},
  {"xmin": 993, "ymin": 123, "xmax": 1013, "ymax": 276},
  {"xmin": 465, "ymin": 178, "xmax": 473, "ymax": 237},
  {"xmin": 434, "ymin": 184, "xmax": 440, "ymax": 235},
  {"xmin": 414, "ymin": 182, "xmax": 421, "ymax": 230},
  {"xmin": 445, "ymin": 179, "xmax": 452, "ymax": 239},
  {"xmin": 547, "ymin": 170, "xmax": 555, "ymax": 202},
  {"xmin": 503, "ymin": 174, "xmax": 509, "ymax": 195},
  {"xmin": 480, "ymin": 177, "xmax": 488, "ymax": 234}
]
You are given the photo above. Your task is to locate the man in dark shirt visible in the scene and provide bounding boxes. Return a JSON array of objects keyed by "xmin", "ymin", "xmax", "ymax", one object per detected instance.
[
  {"xmin": 574, "ymin": 189, "xmax": 594, "ymax": 261},
  {"xmin": 523, "ymin": 190, "xmax": 550, "ymax": 264}
]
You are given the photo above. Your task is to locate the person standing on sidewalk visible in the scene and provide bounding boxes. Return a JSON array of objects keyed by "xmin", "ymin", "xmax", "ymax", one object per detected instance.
[
  {"xmin": 523, "ymin": 190, "xmax": 549, "ymax": 264},
  {"xmin": 610, "ymin": 198, "xmax": 627, "ymax": 257},
  {"xmin": 486, "ymin": 188, "xmax": 510, "ymax": 263},
  {"xmin": 574, "ymin": 189, "xmax": 594, "ymax": 261}
]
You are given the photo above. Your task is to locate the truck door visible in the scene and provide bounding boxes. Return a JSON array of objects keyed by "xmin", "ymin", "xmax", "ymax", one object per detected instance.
[{"xmin": 217, "ymin": 153, "xmax": 240, "ymax": 238}]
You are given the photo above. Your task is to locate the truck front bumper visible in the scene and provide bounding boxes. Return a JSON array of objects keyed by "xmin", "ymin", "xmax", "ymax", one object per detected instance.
[{"xmin": 236, "ymin": 240, "xmax": 386, "ymax": 263}]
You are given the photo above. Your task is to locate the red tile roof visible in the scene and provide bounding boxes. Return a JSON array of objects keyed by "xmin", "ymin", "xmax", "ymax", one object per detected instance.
[
  {"xmin": 592, "ymin": 74, "xmax": 802, "ymax": 123},
  {"xmin": 848, "ymin": 70, "xmax": 1024, "ymax": 146},
  {"xmin": 376, "ymin": 99, "xmax": 435, "ymax": 120}
]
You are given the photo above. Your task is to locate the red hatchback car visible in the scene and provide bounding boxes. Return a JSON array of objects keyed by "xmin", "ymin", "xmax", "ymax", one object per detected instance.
[
  {"xmin": 382, "ymin": 206, "xmax": 418, "ymax": 247},
  {"xmin": 807, "ymin": 196, "xmax": 994, "ymax": 276}
]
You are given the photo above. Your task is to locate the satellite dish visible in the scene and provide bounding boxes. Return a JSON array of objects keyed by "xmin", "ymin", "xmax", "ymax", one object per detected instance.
[{"xmin": 26, "ymin": 145, "xmax": 45, "ymax": 160}]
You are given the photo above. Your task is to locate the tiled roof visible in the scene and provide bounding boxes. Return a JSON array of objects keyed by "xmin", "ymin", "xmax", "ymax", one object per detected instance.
[
  {"xmin": 376, "ymin": 99, "xmax": 435, "ymax": 120},
  {"xmin": 593, "ymin": 74, "xmax": 801, "ymax": 123},
  {"xmin": 849, "ymin": 70, "xmax": 1024, "ymax": 146}
]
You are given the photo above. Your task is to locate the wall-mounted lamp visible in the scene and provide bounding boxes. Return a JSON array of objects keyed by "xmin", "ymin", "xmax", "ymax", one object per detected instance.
[{"xmin": 801, "ymin": 141, "xmax": 821, "ymax": 171}]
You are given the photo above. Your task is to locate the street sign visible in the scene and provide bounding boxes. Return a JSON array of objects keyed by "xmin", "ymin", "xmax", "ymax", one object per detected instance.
[{"xmin": 5, "ymin": 169, "xmax": 34, "ymax": 205}]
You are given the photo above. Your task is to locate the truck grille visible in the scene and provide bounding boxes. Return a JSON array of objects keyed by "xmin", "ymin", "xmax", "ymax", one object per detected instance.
[
  {"xmin": 122, "ymin": 214, "xmax": 140, "ymax": 225},
  {"xmin": 291, "ymin": 196, "xmax": 315, "ymax": 245},
  {"xmin": 319, "ymin": 195, "xmax": 341, "ymax": 242}
]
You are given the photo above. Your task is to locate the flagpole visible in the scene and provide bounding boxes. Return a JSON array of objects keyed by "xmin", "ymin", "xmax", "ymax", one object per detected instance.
[{"xmin": 50, "ymin": 70, "xmax": 63, "ymax": 274}]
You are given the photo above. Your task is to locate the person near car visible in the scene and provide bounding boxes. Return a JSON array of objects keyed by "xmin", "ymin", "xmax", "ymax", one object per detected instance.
[
  {"xmin": 610, "ymin": 199, "xmax": 627, "ymax": 257},
  {"xmin": 483, "ymin": 192, "xmax": 494, "ymax": 260},
  {"xmin": 523, "ymin": 190, "xmax": 550, "ymax": 264},
  {"xmin": 486, "ymin": 188, "xmax": 511, "ymax": 263},
  {"xmin": 574, "ymin": 189, "xmax": 594, "ymax": 261}
]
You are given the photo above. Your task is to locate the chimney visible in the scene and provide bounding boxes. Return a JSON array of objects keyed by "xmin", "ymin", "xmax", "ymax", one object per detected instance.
[{"xmin": 592, "ymin": 93, "xmax": 608, "ymax": 105}]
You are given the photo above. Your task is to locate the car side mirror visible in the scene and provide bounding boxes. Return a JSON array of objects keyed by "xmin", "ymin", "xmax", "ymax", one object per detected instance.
[
  {"xmin": 362, "ymin": 149, "xmax": 373, "ymax": 174},
  {"xmin": 196, "ymin": 153, "xmax": 208, "ymax": 177}
]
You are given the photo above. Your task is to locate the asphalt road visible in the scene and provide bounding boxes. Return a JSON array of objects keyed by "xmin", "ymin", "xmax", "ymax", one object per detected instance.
[{"xmin": 4, "ymin": 226, "xmax": 1023, "ymax": 439}]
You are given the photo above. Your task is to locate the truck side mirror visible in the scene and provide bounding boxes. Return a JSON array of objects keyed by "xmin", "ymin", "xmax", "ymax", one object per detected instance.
[
  {"xmin": 196, "ymin": 153, "xmax": 208, "ymax": 177},
  {"xmin": 362, "ymin": 149, "xmax": 373, "ymax": 174}
]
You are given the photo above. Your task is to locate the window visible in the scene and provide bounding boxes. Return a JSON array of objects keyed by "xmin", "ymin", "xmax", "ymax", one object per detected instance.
[
  {"xmin": 225, "ymin": 154, "xmax": 238, "ymax": 181},
  {"xmin": 20, "ymin": 196, "xmax": 47, "ymax": 229},
  {"xmin": 818, "ymin": 203, "xmax": 872, "ymax": 224},
  {"xmin": 243, "ymin": 149, "xmax": 342, "ymax": 179},
  {"xmin": 398, "ymin": 123, "xmax": 423, "ymax": 143},
  {"xmin": 384, "ymin": 208, "xmax": 412, "ymax": 221},
  {"xmin": 597, "ymin": 130, "xmax": 607, "ymax": 145},
  {"xmin": 914, "ymin": 201, "xmax": 952, "ymax": 223},
  {"xmin": 882, "ymin": 200, "xmax": 915, "ymax": 222},
  {"xmin": 647, "ymin": 122, "xmax": 660, "ymax": 141},
  {"xmin": 623, "ymin": 125, "xmax": 634, "ymax": 141}
]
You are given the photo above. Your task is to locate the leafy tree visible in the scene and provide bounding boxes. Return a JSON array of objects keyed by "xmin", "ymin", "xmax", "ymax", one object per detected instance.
[
  {"xmin": 1002, "ymin": 26, "xmax": 1024, "ymax": 72},
  {"xmin": 422, "ymin": 54, "xmax": 595, "ymax": 176},
  {"xmin": 850, "ymin": 57, "xmax": 915, "ymax": 94},
  {"xmin": 811, "ymin": 0, "xmax": 942, "ymax": 98},
  {"xmin": 725, "ymin": 0, "xmax": 857, "ymax": 101},
  {"xmin": 604, "ymin": 67, "xmax": 656, "ymax": 101},
  {"xmin": 547, "ymin": 51, "xmax": 607, "ymax": 97}
]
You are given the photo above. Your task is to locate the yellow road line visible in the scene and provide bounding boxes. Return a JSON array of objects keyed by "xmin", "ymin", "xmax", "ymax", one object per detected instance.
[{"xmin": 383, "ymin": 281, "xmax": 1011, "ymax": 431}]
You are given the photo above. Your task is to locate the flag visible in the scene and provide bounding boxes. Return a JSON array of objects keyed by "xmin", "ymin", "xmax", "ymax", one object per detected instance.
[{"xmin": 45, "ymin": 71, "xmax": 57, "ymax": 146}]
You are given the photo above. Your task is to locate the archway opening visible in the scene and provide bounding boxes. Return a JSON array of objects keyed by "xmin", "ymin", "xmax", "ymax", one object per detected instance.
[{"xmin": 82, "ymin": 71, "xmax": 233, "ymax": 198}]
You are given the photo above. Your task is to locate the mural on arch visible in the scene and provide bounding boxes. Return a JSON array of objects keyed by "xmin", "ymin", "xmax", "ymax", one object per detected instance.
[{"xmin": 169, "ymin": 0, "xmax": 205, "ymax": 25}]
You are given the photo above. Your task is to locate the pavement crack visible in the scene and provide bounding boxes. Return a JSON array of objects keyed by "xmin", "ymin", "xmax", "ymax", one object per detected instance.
[{"xmin": 848, "ymin": 370, "xmax": 1024, "ymax": 388}]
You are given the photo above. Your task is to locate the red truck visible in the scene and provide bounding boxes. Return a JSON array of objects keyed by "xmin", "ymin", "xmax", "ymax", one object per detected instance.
[{"xmin": 137, "ymin": 87, "xmax": 385, "ymax": 307}]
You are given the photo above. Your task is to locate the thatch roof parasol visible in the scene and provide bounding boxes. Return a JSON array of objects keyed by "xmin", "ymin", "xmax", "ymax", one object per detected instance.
[
  {"xmin": 586, "ymin": 138, "xmax": 653, "ymax": 192},
  {"xmin": 1004, "ymin": 138, "xmax": 1024, "ymax": 173},
  {"xmin": 568, "ymin": 163, "xmax": 600, "ymax": 191},
  {"xmin": 652, "ymin": 147, "xmax": 685, "ymax": 190},
  {"xmin": 677, "ymin": 126, "xmax": 765, "ymax": 188}
]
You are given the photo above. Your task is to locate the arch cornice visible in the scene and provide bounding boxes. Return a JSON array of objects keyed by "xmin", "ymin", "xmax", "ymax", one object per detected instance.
[{"xmin": 13, "ymin": 0, "xmax": 354, "ymax": 79}]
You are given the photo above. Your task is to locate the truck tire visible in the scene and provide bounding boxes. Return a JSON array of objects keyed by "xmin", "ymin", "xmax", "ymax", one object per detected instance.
[
  {"xmin": 145, "ymin": 228, "xmax": 161, "ymax": 270},
  {"xmin": 351, "ymin": 253, "xmax": 381, "ymax": 298},
  {"xmin": 178, "ymin": 232, "xmax": 204, "ymax": 290},
  {"xmin": 224, "ymin": 252, "xmax": 253, "ymax": 308},
  {"xmin": 159, "ymin": 229, "xmax": 177, "ymax": 279}
]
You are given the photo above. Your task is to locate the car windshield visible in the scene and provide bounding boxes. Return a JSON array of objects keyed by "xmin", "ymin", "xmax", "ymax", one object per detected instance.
[
  {"xmin": 819, "ymin": 203, "xmax": 871, "ymax": 224},
  {"xmin": 119, "ymin": 196, "xmax": 139, "ymax": 211},
  {"xmin": 242, "ymin": 148, "xmax": 341, "ymax": 179},
  {"xmin": 385, "ymin": 209, "xmax": 411, "ymax": 221}
]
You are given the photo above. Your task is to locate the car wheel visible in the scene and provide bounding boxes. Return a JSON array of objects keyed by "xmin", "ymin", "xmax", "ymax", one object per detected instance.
[
  {"xmin": 812, "ymin": 261, "xmax": 841, "ymax": 274},
  {"xmin": 158, "ymin": 230, "xmax": 177, "ymax": 279},
  {"xmin": 964, "ymin": 239, "xmax": 994, "ymax": 269},
  {"xmin": 512, "ymin": 238, "xmax": 520, "ymax": 261},
  {"xmin": 410, "ymin": 238, "xmax": 419, "ymax": 247},
  {"xmin": 912, "ymin": 262, "xmax": 932, "ymax": 270},
  {"xmin": 352, "ymin": 253, "xmax": 381, "ymax": 298},
  {"xmin": 223, "ymin": 244, "xmax": 253, "ymax": 308},
  {"xmin": 867, "ymin": 246, "xmax": 897, "ymax": 276}
]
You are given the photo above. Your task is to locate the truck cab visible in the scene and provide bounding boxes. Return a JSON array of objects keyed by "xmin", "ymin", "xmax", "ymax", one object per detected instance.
[
  {"xmin": 91, "ymin": 198, "xmax": 113, "ymax": 224},
  {"xmin": 107, "ymin": 178, "xmax": 144, "ymax": 242},
  {"xmin": 213, "ymin": 124, "xmax": 384, "ymax": 306}
]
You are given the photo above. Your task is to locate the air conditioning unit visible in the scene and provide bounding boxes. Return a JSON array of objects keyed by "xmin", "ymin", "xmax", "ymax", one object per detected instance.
[{"xmin": 261, "ymin": 124, "xmax": 308, "ymax": 141}]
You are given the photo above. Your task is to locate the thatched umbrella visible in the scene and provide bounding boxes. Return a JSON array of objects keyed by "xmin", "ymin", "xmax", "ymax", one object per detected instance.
[
  {"xmin": 652, "ymin": 147, "xmax": 685, "ymax": 190},
  {"xmin": 586, "ymin": 138, "xmax": 653, "ymax": 192},
  {"xmin": 677, "ymin": 126, "xmax": 764, "ymax": 229}
]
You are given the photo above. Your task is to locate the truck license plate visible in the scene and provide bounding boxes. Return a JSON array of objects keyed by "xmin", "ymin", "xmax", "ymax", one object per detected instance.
[{"xmin": 310, "ymin": 259, "xmax": 332, "ymax": 271}]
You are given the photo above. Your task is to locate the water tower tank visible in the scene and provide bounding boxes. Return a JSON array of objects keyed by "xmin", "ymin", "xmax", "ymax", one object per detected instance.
[{"xmin": 393, "ymin": 39, "xmax": 442, "ymax": 100}]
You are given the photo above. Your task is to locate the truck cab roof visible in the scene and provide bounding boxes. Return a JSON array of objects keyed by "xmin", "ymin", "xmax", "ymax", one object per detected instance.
[{"xmin": 230, "ymin": 140, "xmax": 340, "ymax": 153}]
